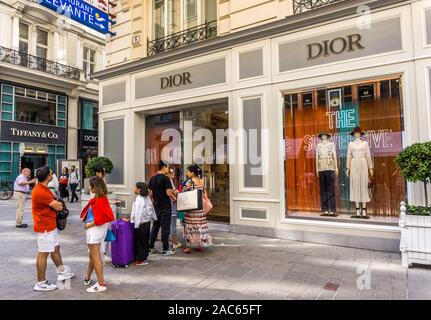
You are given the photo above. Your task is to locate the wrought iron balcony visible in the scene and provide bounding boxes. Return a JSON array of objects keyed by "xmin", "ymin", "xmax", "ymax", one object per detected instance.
[
  {"xmin": 147, "ymin": 20, "xmax": 217, "ymax": 56},
  {"xmin": 0, "ymin": 46, "xmax": 81, "ymax": 80},
  {"xmin": 293, "ymin": 0, "xmax": 345, "ymax": 14}
]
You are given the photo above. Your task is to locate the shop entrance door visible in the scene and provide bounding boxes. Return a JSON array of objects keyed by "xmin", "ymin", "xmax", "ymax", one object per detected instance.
[
  {"xmin": 144, "ymin": 101, "xmax": 230, "ymax": 222},
  {"xmin": 21, "ymin": 154, "xmax": 48, "ymax": 179}
]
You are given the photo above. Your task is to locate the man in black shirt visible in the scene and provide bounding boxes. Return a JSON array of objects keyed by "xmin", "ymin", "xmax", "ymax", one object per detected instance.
[{"xmin": 148, "ymin": 160, "xmax": 175, "ymax": 255}]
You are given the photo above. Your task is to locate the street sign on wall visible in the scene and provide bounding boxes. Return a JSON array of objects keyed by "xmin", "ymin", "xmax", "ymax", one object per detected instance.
[{"xmin": 38, "ymin": 0, "xmax": 113, "ymax": 34}]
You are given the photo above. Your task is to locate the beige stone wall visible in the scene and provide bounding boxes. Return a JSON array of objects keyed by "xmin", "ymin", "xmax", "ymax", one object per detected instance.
[
  {"xmin": 106, "ymin": 0, "xmax": 147, "ymax": 67},
  {"xmin": 219, "ymin": 0, "xmax": 293, "ymax": 35},
  {"xmin": 105, "ymin": 0, "xmax": 294, "ymax": 66}
]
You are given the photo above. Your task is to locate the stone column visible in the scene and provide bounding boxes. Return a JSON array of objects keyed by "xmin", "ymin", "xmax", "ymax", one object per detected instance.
[{"xmin": 67, "ymin": 88, "xmax": 80, "ymax": 159}]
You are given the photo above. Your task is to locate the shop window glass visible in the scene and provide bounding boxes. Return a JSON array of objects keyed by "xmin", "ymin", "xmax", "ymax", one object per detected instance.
[
  {"xmin": 2, "ymin": 85, "xmax": 13, "ymax": 94},
  {"xmin": 145, "ymin": 101, "xmax": 230, "ymax": 222},
  {"xmin": 15, "ymin": 87, "xmax": 25, "ymax": 96},
  {"xmin": 58, "ymin": 96, "xmax": 66, "ymax": 104},
  {"xmin": 12, "ymin": 144, "xmax": 19, "ymax": 152},
  {"xmin": 58, "ymin": 104, "xmax": 66, "ymax": 112},
  {"xmin": 80, "ymin": 100, "xmax": 98, "ymax": 130},
  {"xmin": 284, "ymin": 76, "xmax": 405, "ymax": 220},
  {"xmin": 57, "ymin": 120, "xmax": 65, "ymax": 127},
  {"xmin": 2, "ymin": 94, "xmax": 13, "ymax": 103},
  {"xmin": 2, "ymin": 113, "xmax": 12, "ymax": 121},
  {"xmin": 48, "ymin": 94, "xmax": 56, "ymax": 102},
  {"xmin": 15, "ymin": 96, "xmax": 56, "ymax": 125},
  {"xmin": 37, "ymin": 91, "xmax": 47, "ymax": 100},
  {"xmin": 57, "ymin": 112, "xmax": 66, "ymax": 120},
  {"xmin": 12, "ymin": 153, "xmax": 20, "ymax": 178},
  {"xmin": 26, "ymin": 89, "xmax": 36, "ymax": 99},
  {"xmin": 0, "ymin": 173, "xmax": 11, "ymax": 181},
  {"xmin": 0, "ymin": 152, "xmax": 11, "ymax": 161},
  {"xmin": 48, "ymin": 145, "xmax": 56, "ymax": 154},
  {"xmin": 0, "ymin": 162, "xmax": 11, "ymax": 171},
  {"xmin": 56, "ymin": 146, "xmax": 65, "ymax": 154},
  {"xmin": 2, "ymin": 103, "xmax": 13, "ymax": 112}
]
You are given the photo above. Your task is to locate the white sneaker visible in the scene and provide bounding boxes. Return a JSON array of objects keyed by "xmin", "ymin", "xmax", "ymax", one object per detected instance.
[
  {"xmin": 86, "ymin": 283, "xmax": 107, "ymax": 293},
  {"xmin": 34, "ymin": 280, "xmax": 57, "ymax": 292},
  {"xmin": 57, "ymin": 272, "xmax": 75, "ymax": 282},
  {"xmin": 162, "ymin": 249, "xmax": 176, "ymax": 256}
]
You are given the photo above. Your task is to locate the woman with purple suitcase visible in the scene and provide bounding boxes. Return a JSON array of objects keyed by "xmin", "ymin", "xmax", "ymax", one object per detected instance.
[{"xmin": 80, "ymin": 177, "xmax": 115, "ymax": 293}]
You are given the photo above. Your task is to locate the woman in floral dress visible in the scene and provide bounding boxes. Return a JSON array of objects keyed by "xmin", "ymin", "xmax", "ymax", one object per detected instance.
[{"xmin": 182, "ymin": 164, "xmax": 212, "ymax": 254}]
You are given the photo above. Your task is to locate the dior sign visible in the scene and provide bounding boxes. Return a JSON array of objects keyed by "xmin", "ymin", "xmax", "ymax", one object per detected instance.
[
  {"xmin": 0, "ymin": 121, "xmax": 66, "ymax": 145},
  {"xmin": 160, "ymin": 72, "xmax": 192, "ymax": 89},
  {"xmin": 278, "ymin": 17, "xmax": 402, "ymax": 72},
  {"xmin": 307, "ymin": 34, "xmax": 365, "ymax": 60}
]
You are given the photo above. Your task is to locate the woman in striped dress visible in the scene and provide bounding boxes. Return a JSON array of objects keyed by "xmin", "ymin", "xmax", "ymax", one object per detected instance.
[{"xmin": 182, "ymin": 164, "xmax": 212, "ymax": 254}]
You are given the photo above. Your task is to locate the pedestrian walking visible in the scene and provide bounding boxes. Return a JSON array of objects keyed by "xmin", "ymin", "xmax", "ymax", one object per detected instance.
[
  {"xmin": 14, "ymin": 168, "xmax": 36, "ymax": 228},
  {"xmin": 32, "ymin": 165, "xmax": 75, "ymax": 291},
  {"xmin": 123, "ymin": 182, "xmax": 157, "ymax": 266},
  {"xmin": 182, "ymin": 164, "xmax": 212, "ymax": 254},
  {"xmin": 48, "ymin": 173, "xmax": 59, "ymax": 196},
  {"xmin": 148, "ymin": 160, "xmax": 176, "ymax": 256},
  {"xmin": 168, "ymin": 167, "xmax": 181, "ymax": 249},
  {"xmin": 69, "ymin": 165, "xmax": 80, "ymax": 203},
  {"xmin": 58, "ymin": 167, "xmax": 69, "ymax": 201},
  {"xmin": 80, "ymin": 176, "xmax": 115, "ymax": 293}
]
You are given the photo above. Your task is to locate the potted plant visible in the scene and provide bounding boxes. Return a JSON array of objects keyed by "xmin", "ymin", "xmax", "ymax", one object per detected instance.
[{"xmin": 395, "ymin": 142, "xmax": 431, "ymax": 268}]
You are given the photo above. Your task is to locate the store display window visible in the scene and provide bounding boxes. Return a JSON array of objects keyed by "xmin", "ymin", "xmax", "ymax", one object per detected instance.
[{"xmin": 283, "ymin": 76, "xmax": 405, "ymax": 221}]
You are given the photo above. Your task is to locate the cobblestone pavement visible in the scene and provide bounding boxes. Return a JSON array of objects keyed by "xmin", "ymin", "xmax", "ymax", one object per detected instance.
[{"xmin": 1, "ymin": 199, "xmax": 431, "ymax": 300}]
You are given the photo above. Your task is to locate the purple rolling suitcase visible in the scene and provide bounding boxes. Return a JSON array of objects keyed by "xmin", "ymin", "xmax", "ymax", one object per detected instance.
[{"xmin": 111, "ymin": 220, "xmax": 134, "ymax": 268}]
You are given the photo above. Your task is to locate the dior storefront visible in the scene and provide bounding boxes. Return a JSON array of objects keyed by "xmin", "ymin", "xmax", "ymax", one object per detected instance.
[{"xmin": 94, "ymin": 0, "xmax": 431, "ymax": 251}]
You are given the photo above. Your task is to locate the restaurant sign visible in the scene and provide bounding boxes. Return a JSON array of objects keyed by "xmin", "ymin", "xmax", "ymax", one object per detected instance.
[{"xmin": 38, "ymin": 0, "xmax": 114, "ymax": 35}]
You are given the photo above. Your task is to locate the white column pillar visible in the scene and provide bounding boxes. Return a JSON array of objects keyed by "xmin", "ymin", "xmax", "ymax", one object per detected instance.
[
  {"xmin": 53, "ymin": 31, "xmax": 59, "ymax": 61},
  {"xmin": 67, "ymin": 89, "xmax": 79, "ymax": 159},
  {"xmin": 11, "ymin": 15, "xmax": 19, "ymax": 50}
]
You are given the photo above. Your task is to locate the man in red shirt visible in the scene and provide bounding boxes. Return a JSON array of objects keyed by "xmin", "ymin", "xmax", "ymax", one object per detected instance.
[{"xmin": 32, "ymin": 166, "xmax": 75, "ymax": 292}]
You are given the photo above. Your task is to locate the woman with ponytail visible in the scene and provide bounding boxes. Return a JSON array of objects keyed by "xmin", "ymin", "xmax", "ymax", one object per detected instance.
[{"xmin": 182, "ymin": 164, "xmax": 212, "ymax": 254}]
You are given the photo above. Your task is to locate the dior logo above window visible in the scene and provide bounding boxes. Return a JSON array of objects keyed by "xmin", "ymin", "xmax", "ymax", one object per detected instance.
[
  {"xmin": 307, "ymin": 34, "xmax": 365, "ymax": 60},
  {"xmin": 160, "ymin": 72, "xmax": 192, "ymax": 89}
]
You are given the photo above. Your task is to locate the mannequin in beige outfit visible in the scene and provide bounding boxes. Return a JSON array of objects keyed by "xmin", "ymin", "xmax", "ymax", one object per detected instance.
[{"xmin": 346, "ymin": 127, "xmax": 374, "ymax": 218}]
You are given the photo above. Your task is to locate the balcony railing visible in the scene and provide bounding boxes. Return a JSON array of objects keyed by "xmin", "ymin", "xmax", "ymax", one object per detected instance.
[
  {"xmin": 293, "ymin": 0, "xmax": 345, "ymax": 14},
  {"xmin": 147, "ymin": 20, "xmax": 217, "ymax": 56},
  {"xmin": 0, "ymin": 46, "xmax": 81, "ymax": 81}
]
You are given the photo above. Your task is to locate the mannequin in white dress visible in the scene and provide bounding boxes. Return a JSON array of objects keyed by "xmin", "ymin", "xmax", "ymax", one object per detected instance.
[{"xmin": 346, "ymin": 127, "xmax": 374, "ymax": 218}]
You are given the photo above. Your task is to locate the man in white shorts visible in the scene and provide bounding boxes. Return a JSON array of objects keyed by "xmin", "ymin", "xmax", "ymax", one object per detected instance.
[{"xmin": 32, "ymin": 165, "xmax": 75, "ymax": 291}]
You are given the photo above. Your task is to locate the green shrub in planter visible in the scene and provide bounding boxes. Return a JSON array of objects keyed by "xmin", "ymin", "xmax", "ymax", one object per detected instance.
[
  {"xmin": 86, "ymin": 156, "xmax": 114, "ymax": 177},
  {"xmin": 395, "ymin": 142, "xmax": 431, "ymax": 211}
]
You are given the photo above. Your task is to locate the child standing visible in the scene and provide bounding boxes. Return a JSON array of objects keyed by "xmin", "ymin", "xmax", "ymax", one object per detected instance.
[
  {"xmin": 80, "ymin": 176, "xmax": 115, "ymax": 293},
  {"xmin": 124, "ymin": 182, "xmax": 157, "ymax": 266}
]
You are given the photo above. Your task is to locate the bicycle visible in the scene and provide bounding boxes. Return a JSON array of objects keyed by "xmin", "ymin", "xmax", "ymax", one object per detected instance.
[{"xmin": 0, "ymin": 180, "xmax": 14, "ymax": 200}]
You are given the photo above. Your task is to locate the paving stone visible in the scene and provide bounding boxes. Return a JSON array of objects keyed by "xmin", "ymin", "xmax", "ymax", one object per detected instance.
[{"xmin": 1, "ymin": 200, "xmax": 430, "ymax": 300}]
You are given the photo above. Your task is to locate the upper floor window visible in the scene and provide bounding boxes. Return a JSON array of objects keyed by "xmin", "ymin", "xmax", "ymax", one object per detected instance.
[
  {"xmin": 19, "ymin": 22, "xmax": 29, "ymax": 54},
  {"xmin": 152, "ymin": 0, "xmax": 216, "ymax": 39},
  {"xmin": 83, "ymin": 47, "xmax": 96, "ymax": 79},
  {"xmin": 36, "ymin": 29, "xmax": 48, "ymax": 60}
]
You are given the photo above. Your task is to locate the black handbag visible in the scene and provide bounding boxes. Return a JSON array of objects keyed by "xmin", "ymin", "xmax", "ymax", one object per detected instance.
[{"xmin": 56, "ymin": 197, "xmax": 69, "ymax": 231}]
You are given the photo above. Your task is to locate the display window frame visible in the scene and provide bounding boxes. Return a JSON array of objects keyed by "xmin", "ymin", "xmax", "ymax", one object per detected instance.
[{"xmin": 280, "ymin": 74, "xmax": 406, "ymax": 224}]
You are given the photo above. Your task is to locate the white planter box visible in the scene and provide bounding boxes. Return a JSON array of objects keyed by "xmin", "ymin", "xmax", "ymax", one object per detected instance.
[{"xmin": 399, "ymin": 202, "xmax": 431, "ymax": 268}]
